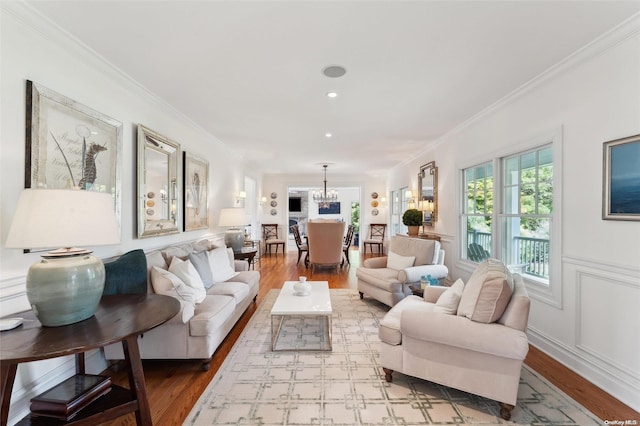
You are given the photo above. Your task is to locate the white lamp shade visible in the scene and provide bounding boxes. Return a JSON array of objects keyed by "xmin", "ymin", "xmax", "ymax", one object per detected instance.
[
  {"xmin": 218, "ymin": 207, "xmax": 248, "ymax": 227},
  {"xmin": 6, "ymin": 189, "xmax": 120, "ymax": 249}
]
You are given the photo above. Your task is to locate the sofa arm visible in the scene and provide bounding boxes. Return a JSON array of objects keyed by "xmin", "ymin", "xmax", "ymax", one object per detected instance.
[
  {"xmin": 399, "ymin": 264, "xmax": 448, "ymax": 284},
  {"xmin": 363, "ymin": 256, "xmax": 388, "ymax": 268},
  {"xmin": 163, "ymin": 299, "xmax": 195, "ymax": 324},
  {"xmin": 234, "ymin": 260, "xmax": 249, "ymax": 272},
  {"xmin": 401, "ymin": 309, "xmax": 529, "ymax": 360}
]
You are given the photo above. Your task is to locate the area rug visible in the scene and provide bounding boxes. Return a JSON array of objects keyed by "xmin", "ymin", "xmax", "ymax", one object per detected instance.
[{"xmin": 185, "ymin": 289, "xmax": 601, "ymax": 425}]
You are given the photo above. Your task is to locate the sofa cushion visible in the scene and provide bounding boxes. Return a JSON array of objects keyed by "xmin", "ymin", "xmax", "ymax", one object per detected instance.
[
  {"xmin": 433, "ymin": 279, "xmax": 464, "ymax": 314},
  {"xmin": 189, "ymin": 250, "xmax": 214, "ymax": 289},
  {"xmin": 457, "ymin": 259, "xmax": 514, "ymax": 323},
  {"xmin": 168, "ymin": 257, "xmax": 206, "ymax": 303},
  {"xmin": 206, "ymin": 282, "xmax": 250, "ymax": 304},
  {"xmin": 208, "ymin": 247, "xmax": 239, "ymax": 282},
  {"xmin": 189, "ymin": 296, "xmax": 236, "ymax": 337},
  {"xmin": 150, "ymin": 266, "xmax": 200, "ymax": 307},
  {"xmin": 161, "ymin": 243, "xmax": 193, "ymax": 264},
  {"xmin": 103, "ymin": 249, "xmax": 147, "ymax": 295},
  {"xmin": 387, "ymin": 251, "xmax": 415, "ymax": 270},
  {"xmin": 379, "ymin": 295, "xmax": 434, "ymax": 345}
]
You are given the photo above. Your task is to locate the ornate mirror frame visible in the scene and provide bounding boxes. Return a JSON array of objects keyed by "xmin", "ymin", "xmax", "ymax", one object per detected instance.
[
  {"xmin": 418, "ymin": 161, "xmax": 438, "ymax": 226},
  {"xmin": 137, "ymin": 124, "xmax": 181, "ymax": 238}
]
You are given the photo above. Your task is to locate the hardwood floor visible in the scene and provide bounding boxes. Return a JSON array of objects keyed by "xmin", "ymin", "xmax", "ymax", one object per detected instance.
[{"xmin": 101, "ymin": 248, "xmax": 638, "ymax": 425}]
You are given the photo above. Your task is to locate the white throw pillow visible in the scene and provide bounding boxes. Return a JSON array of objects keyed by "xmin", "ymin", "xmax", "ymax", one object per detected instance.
[
  {"xmin": 168, "ymin": 257, "xmax": 206, "ymax": 303},
  {"xmin": 386, "ymin": 251, "xmax": 416, "ymax": 270},
  {"xmin": 208, "ymin": 247, "xmax": 239, "ymax": 282},
  {"xmin": 434, "ymin": 279, "xmax": 464, "ymax": 315},
  {"xmin": 150, "ymin": 267, "xmax": 198, "ymax": 322}
]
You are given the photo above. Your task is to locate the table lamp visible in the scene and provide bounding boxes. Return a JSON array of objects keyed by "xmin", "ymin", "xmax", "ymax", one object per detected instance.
[
  {"xmin": 218, "ymin": 207, "xmax": 247, "ymax": 252},
  {"xmin": 5, "ymin": 189, "xmax": 120, "ymax": 327}
]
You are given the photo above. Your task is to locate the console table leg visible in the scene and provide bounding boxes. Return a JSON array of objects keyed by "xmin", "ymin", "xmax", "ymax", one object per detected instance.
[
  {"xmin": 122, "ymin": 336, "xmax": 152, "ymax": 426},
  {"xmin": 1, "ymin": 362, "xmax": 17, "ymax": 426}
]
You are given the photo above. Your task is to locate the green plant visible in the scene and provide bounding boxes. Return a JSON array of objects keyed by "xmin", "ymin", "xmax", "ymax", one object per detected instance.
[
  {"xmin": 351, "ymin": 202, "xmax": 360, "ymax": 234},
  {"xmin": 402, "ymin": 208, "xmax": 423, "ymax": 226}
]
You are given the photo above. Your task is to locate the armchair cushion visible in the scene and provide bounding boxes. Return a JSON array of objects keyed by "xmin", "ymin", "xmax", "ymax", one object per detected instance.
[
  {"xmin": 434, "ymin": 279, "xmax": 464, "ymax": 314},
  {"xmin": 387, "ymin": 251, "xmax": 415, "ymax": 270},
  {"xmin": 457, "ymin": 258, "xmax": 514, "ymax": 323}
]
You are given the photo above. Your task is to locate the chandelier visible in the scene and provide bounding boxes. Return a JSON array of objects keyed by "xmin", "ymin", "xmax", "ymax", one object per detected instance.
[{"xmin": 312, "ymin": 164, "xmax": 338, "ymax": 207}]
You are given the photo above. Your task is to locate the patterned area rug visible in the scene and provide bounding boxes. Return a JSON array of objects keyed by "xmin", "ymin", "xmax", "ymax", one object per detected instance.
[{"xmin": 185, "ymin": 289, "xmax": 601, "ymax": 425}]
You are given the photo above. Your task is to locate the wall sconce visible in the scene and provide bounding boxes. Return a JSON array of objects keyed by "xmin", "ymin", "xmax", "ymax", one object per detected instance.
[
  {"xmin": 418, "ymin": 199, "xmax": 436, "ymax": 225},
  {"xmin": 235, "ymin": 191, "xmax": 246, "ymax": 205}
]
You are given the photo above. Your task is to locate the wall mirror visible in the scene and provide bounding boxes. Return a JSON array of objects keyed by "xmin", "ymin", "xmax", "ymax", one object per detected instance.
[
  {"xmin": 418, "ymin": 161, "xmax": 438, "ymax": 226},
  {"xmin": 137, "ymin": 124, "xmax": 181, "ymax": 238}
]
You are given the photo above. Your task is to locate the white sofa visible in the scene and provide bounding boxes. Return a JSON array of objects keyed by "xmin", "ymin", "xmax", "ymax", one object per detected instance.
[
  {"xmin": 356, "ymin": 236, "xmax": 448, "ymax": 307},
  {"xmin": 103, "ymin": 239, "xmax": 259, "ymax": 370}
]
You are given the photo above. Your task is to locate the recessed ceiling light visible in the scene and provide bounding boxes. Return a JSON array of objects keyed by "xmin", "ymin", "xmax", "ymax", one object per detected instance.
[
  {"xmin": 325, "ymin": 133, "xmax": 333, "ymax": 138},
  {"xmin": 322, "ymin": 65, "xmax": 347, "ymax": 78},
  {"xmin": 326, "ymin": 91, "xmax": 338, "ymax": 98}
]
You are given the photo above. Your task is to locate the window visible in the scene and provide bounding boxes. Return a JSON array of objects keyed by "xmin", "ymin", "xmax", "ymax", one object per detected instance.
[
  {"xmin": 499, "ymin": 146, "xmax": 553, "ymax": 284},
  {"xmin": 462, "ymin": 145, "xmax": 554, "ymax": 286},
  {"xmin": 462, "ymin": 163, "xmax": 493, "ymax": 262}
]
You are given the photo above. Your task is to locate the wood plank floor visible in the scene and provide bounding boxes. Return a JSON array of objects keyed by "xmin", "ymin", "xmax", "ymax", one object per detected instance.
[{"xmin": 101, "ymin": 248, "xmax": 639, "ymax": 425}]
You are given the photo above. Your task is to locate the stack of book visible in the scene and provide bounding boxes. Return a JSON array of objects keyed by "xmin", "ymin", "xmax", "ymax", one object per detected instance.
[{"xmin": 30, "ymin": 374, "xmax": 112, "ymax": 421}]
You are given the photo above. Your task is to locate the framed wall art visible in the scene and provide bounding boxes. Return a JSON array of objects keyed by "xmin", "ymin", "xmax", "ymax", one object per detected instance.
[
  {"xmin": 603, "ymin": 134, "xmax": 640, "ymax": 221},
  {"xmin": 25, "ymin": 80, "xmax": 122, "ymax": 219},
  {"xmin": 183, "ymin": 152, "xmax": 209, "ymax": 231}
]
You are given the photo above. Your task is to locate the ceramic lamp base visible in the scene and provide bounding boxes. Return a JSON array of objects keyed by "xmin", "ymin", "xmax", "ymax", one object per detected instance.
[
  {"xmin": 224, "ymin": 228, "xmax": 244, "ymax": 253},
  {"xmin": 26, "ymin": 252, "xmax": 105, "ymax": 327}
]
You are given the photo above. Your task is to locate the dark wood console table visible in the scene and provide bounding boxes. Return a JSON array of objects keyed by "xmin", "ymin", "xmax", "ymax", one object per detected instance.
[
  {"xmin": 0, "ymin": 294, "xmax": 180, "ymax": 425},
  {"xmin": 234, "ymin": 247, "xmax": 258, "ymax": 269}
]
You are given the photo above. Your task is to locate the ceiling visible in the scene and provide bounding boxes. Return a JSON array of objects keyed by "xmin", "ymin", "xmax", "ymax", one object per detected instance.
[{"xmin": 25, "ymin": 1, "xmax": 640, "ymax": 177}]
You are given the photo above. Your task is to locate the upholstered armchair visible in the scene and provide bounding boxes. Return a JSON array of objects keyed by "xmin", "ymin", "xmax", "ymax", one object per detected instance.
[
  {"xmin": 378, "ymin": 259, "xmax": 530, "ymax": 420},
  {"xmin": 356, "ymin": 236, "xmax": 448, "ymax": 307},
  {"xmin": 306, "ymin": 220, "xmax": 346, "ymax": 273}
]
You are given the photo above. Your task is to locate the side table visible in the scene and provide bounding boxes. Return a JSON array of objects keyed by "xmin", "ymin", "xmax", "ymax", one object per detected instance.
[
  {"xmin": 1, "ymin": 294, "xmax": 179, "ymax": 426},
  {"xmin": 234, "ymin": 247, "xmax": 258, "ymax": 269}
]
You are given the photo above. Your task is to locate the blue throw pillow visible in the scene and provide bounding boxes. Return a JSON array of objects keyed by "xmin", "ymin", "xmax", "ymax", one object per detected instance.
[
  {"xmin": 103, "ymin": 249, "xmax": 148, "ymax": 295},
  {"xmin": 189, "ymin": 250, "xmax": 214, "ymax": 289}
]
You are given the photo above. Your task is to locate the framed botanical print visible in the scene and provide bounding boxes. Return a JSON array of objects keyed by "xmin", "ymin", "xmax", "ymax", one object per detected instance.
[
  {"xmin": 25, "ymin": 80, "xmax": 122, "ymax": 219},
  {"xmin": 183, "ymin": 152, "xmax": 209, "ymax": 231},
  {"xmin": 603, "ymin": 134, "xmax": 640, "ymax": 221}
]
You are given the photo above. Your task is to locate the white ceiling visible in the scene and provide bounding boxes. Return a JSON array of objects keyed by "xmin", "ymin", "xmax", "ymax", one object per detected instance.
[{"xmin": 26, "ymin": 1, "xmax": 640, "ymax": 176}]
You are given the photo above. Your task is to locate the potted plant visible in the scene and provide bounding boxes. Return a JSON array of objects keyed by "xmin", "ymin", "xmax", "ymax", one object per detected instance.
[{"xmin": 402, "ymin": 208, "xmax": 423, "ymax": 236}]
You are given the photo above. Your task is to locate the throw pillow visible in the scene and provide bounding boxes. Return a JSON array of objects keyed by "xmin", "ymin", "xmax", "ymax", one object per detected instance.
[
  {"xmin": 386, "ymin": 251, "xmax": 416, "ymax": 270},
  {"xmin": 168, "ymin": 257, "xmax": 206, "ymax": 303},
  {"xmin": 103, "ymin": 249, "xmax": 148, "ymax": 295},
  {"xmin": 457, "ymin": 259, "xmax": 514, "ymax": 323},
  {"xmin": 433, "ymin": 279, "xmax": 464, "ymax": 315},
  {"xmin": 208, "ymin": 247, "xmax": 239, "ymax": 283},
  {"xmin": 150, "ymin": 267, "xmax": 196, "ymax": 323},
  {"xmin": 189, "ymin": 250, "xmax": 214, "ymax": 289}
]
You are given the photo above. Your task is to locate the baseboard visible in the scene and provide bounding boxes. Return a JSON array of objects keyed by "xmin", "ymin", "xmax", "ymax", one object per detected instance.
[{"xmin": 528, "ymin": 326, "xmax": 640, "ymax": 412}]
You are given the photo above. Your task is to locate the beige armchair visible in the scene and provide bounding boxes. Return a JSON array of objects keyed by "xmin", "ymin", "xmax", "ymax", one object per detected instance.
[
  {"xmin": 306, "ymin": 220, "xmax": 346, "ymax": 274},
  {"xmin": 378, "ymin": 259, "xmax": 530, "ymax": 420},
  {"xmin": 356, "ymin": 236, "xmax": 448, "ymax": 307}
]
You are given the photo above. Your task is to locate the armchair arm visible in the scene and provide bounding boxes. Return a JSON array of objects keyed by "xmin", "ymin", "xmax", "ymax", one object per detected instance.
[
  {"xmin": 423, "ymin": 285, "xmax": 448, "ymax": 303},
  {"xmin": 399, "ymin": 264, "xmax": 448, "ymax": 284},
  {"xmin": 363, "ymin": 256, "xmax": 388, "ymax": 268}
]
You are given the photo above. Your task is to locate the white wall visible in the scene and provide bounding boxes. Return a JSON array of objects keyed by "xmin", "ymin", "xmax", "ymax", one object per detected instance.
[
  {"xmin": 388, "ymin": 17, "xmax": 640, "ymax": 410},
  {"xmin": 0, "ymin": 4, "xmax": 251, "ymax": 423}
]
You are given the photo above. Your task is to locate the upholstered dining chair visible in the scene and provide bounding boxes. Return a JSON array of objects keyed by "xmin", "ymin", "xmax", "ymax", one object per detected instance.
[
  {"xmin": 363, "ymin": 223, "xmax": 386, "ymax": 254},
  {"xmin": 262, "ymin": 224, "xmax": 285, "ymax": 255},
  {"xmin": 342, "ymin": 224, "xmax": 355, "ymax": 266},
  {"xmin": 306, "ymin": 220, "xmax": 346, "ymax": 274},
  {"xmin": 290, "ymin": 224, "xmax": 309, "ymax": 266}
]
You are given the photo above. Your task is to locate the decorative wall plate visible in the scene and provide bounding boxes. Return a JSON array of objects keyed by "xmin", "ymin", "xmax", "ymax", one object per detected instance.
[
  {"xmin": 270, "ymin": 200, "xmax": 277, "ymax": 207},
  {"xmin": 371, "ymin": 192, "xmax": 378, "ymax": 199},
  {"xmin": 371, "ymin": 200, "xmax": 379, "ymax": 208},
  {"xmin": 146, "ymin": 200, "xmax": 155, "ymax": 207},
  {"xmin": 270, "ymin": 192, "xmax": 277, "ymax": 199},
  {"xmin": 270, "ymin": 209, "xmax": 277, "ymax": 215},
  {"xmin": 372, "ymin": 208, "xmax": 379, "ymax": 216},
  {"xmin": 146, "ymin": 208, "xmax": 154, "ymax": 216},
  {"xmin": 147, "ymin": 191, "xmax": 155, "ymax": 199}
]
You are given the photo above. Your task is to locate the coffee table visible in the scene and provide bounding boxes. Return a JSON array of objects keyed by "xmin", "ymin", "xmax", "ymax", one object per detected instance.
[{"xmin": 270, "ymin": 281, "xmax": 332, "ymax": 351}]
